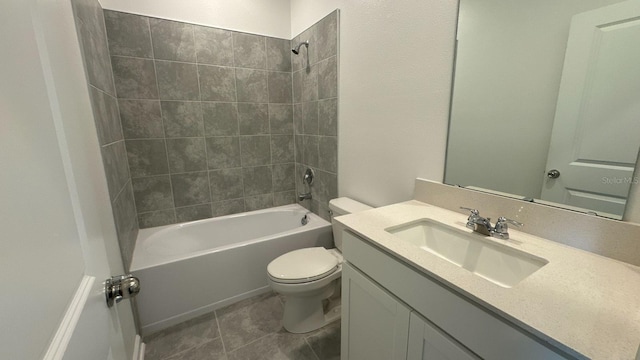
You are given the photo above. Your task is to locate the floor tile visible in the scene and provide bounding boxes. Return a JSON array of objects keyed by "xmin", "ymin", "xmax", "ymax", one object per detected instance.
[
  {"xmin": 227, "ymin": 330, "xmax": 317, "ymax": 360},
  {"xmin": 216, "ymin": 292, "xmax": 284, "ymax": 352},
  {"xmin": 305, "ymin": 320, "xmax": 341, "ymax": 360},
  {"xmin": 144, "ymin": 312, "xmax": 219, "ymax": 360},
  {"xmin": 165, "ymin": 338, "xmax": 227, "ymax": 360}
]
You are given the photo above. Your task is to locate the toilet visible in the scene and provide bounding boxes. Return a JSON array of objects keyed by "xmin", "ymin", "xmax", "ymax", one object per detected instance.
[{"xmin": 267, "ymin": 197, "xmax": 372, "ymax": 333}]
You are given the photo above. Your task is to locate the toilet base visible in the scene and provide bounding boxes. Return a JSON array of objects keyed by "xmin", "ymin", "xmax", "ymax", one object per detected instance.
[{"xmin": 282, "ymin": 291, "xmax": 341, "ymax": 333}]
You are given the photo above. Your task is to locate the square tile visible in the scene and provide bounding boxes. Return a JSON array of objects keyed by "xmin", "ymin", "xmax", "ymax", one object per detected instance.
[
  {"xmin": 144, "ymin": 312, "xmax": 219, "ymax": 360},
  {"xmin": 171, "ymin": 172, "xmax": 211, "ymax": 207},
  {"xmin": 156, "ymin": 61, "xmax": 200, "ymax": 100},
  {"xmin": 209, "ymin": 168, "xmax": 244, "ymax": 201},
  {"xmin": 302, "ymin": 101, "xmax": 319, "ymax": 135},
  {"xmin": 244, "ymin": 194, "xmax": 274, "ymax": 211},
  {"xmin": 235, "ymin": 68, "xmax": 268, "ymax": 102},
  {"xmin": 112, "ymin": 182, "xmax": 138, "ymax": 267},
  {"xmin": 316, "ymin": 11, "xmax": 338, "ymax": 62},
  {"xmin": 74, "ymin": 2, "xmax": 116, "ymax": 95},
  {"xmin": 233, "ymin": 32, "xmax": 266, "ymax": 69},
  {"xmin": 149, "ymin": 18, "xmax": 196, "ymax": 62},
  {"xmin": 302, "ymin": 136, "xmax": 319, "ymax": 168},
  {"xmin": 101, "ymin": 140, "xmax": 130, "ymax": 201},
  {"xmin": 293, "ymin": 103, "xmax": 303, "ymax": 135},
  {"xmin": 294, "ymin": 135, "xmax": 304, "ymax": 164},
  {"xmin": 198, "ymin": 65, "xmax": 236, "ymax": 101},
  {"xmin": 273, "ymin": 191, "xmax": 296, "ymax": 206},
  {"xmin": 216, "ymin": 293, "xmax": 283, "ymax": 352},
  {"xmin": 292, "ymin": 70, "xmax": 303, "ymax": 103},
  {"xmin": 227, "ymin": 331, "xmax": 316, "ymax": 360},
  {"xmin": 318, "ymin": 56, "xmax": 337, "ymax": 100},
  {"xmin": 311, "ymin": 169, "xmax": 337, "ymax": 204},
  {"xmin": 237, "ymin": 103, "xmax": 268, "ymax": 135},
  {"xmin": 104, "ymin": 11, "xmax": 152, "ymax": 58},
  {"xmin": 269, "ymin": 104, "xmax": 293, "ymax": 134},
  {"xmin": 167, "ymin": 138, "xmax": 207, "ymax": 173},
  {"xmin": 318, "ymin": 136, "xmax": 337, "ymax": 173},
  {"xmin": 161, "ymin": 101, "xmax": 204, "ymax": 137},
  {"xmin": 126, "ymin": 139, "xmax": 169, "ymax": 177},
  {"xmin": 318, "ymin": 98, "xmax": 337, "ymax": 136},
  {"xmin": 194, "ymin": 26, "xmax": 233, "ymax": 66},
  {"xmin": 301, "ymin": 65, "xmax": 318, "ymax": 102},
  {"xmin": 118, "ymin": 100, "xmax": 164, "ymax": 139},
  {"xmin": 266, "ymin": 37, "xmax": 291, "ymax": 72},
  {"xmin": 165, "ymin": 338, "xmax": 226, "ymax": 360},
  {"xmin": 268, "ymin": 72, "xmax": 292, "ymax": 104},
  {"xmin": 111, "ymin": 56, "xmax": 158, "ymax": 99},
  {"xmin": 138, "ymin": 209, "xmax": 176, "ymax": 229},
  {"xmin": 271, "ymin": 135, "xmax": 294, "ymax": 164},
  {"xmin": 240, "ymin": 136, "xmax": 270, "ymax": 166},
  {"xmin": 272, "ymin": 163, "xmax": 295, "ymax": 192},
  {"xmin": 203, "ymin": 102, "xmax": 238, "ymax": 136},
  {"xmin": 132, "ymin": 175, "xmax": 174, "ymax": 212},
  {"xmin": 212, "ymin": 199, "xmax": 245, "ymax": 217},
  {"xmin": 90, "ymin": 86, "xmax": 123, "ymax": 145},
  {"xmin": 206, "ymin": 137, "xmax": 241, "ymax": 169},
  {"xmin": 175, "ymin": 204, "xmax": 212, "ymax": 223},
  {"xmin": 242, "ymin": 166, "xmax": 272, "ymax": 196}
]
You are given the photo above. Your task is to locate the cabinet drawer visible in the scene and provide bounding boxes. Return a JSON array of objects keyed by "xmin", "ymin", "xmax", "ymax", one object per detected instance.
[{"xmin": 343, "ymin": 231, "xmax": 571, "ymax": 360}]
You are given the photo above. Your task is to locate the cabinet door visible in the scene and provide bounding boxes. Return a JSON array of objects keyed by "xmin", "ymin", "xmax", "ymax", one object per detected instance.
[
  {"xmin": 341, "ymin": 263, "xmax": 410, "ymax": 360},
  {"xmin": 408, "ymin": 312, "xmax": 480, "ymax": 360}
]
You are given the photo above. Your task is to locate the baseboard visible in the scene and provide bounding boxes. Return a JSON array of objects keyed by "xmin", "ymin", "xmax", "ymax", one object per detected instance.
[
  {"xmin": 140, "ymin": 286, "xmax": 272, "ymax": 336},
  {"xmin": 132, "ymin": 335, "xmax": 145, "ymax": 360}
]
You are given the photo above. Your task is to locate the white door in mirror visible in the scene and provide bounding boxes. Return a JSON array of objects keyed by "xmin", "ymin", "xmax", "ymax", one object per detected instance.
[{"xmin": 541, "ymin": 0, "xmax": 640, "ymax": 218}]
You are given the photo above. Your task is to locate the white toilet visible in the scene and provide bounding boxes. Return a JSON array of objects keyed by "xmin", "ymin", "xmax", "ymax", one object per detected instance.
[{"xmin": 267, "ymin": 197, "xmax": 372, "ymax": 333}]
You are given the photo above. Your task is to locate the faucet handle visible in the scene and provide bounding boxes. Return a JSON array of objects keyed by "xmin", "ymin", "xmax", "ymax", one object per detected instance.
[
  {"xmin": 492, "ymin": 217, "xmax": 523, "ymax": 239},
  {"xmin": 459, "ymin": 207, "xmax": 479, "ymax": 215},
  {"xmin": 460, "ymin": 207, "xmax": 480, "ymax": 229}
]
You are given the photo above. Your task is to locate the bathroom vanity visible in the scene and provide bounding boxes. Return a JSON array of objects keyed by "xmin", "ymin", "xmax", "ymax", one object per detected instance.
[{"xmin": 336, "ymin": 200, "xmax": 640, "ymax": 359}]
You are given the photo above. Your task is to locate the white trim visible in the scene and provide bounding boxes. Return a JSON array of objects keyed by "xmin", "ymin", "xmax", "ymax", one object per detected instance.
[
  {"xmin": 140, "ymin": 286, "xmax": 271, "ymax": 336},
  {"xmin": 132, "ymin": 335, "xmax": 145, "ymax": 360},
  {"xmin": 43, "ymin": 276, "xmax": 95, "ymax": 360}
]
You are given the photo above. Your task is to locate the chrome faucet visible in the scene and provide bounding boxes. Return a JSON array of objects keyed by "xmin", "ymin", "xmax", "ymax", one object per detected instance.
[
  {"xmin": 298, "ymin": 192, "xmax": 312, "ymax": 201},
  {"xmin": 460, "ymin": 207, "xmax": 523, "ymax": 239}
]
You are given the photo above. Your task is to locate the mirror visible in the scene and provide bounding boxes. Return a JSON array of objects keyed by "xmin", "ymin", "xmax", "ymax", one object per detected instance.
[{"xmin": 445, "ymin": 0, "xmax": 640, "ymax": 219}]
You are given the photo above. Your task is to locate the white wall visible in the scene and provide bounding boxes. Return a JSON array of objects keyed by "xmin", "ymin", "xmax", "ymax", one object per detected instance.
[
  {"xmin": 291, "ymin": 0, "xmax": 458, "ymax": 207},
  {"xmin": 100, "ymin": 0, "xmax": 291, "ymax": 38}
]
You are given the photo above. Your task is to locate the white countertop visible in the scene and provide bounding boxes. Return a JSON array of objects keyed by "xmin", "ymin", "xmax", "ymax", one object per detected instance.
[{"xmin": 336, "ymin": 200, "xmax": 640, "ymax": 360}]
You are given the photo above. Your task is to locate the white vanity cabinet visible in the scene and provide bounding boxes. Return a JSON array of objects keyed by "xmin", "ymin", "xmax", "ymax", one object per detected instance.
[
  {"xmin": 342, "ymin": 262, "xmax": 479, "ymax": 360},
  {"xmin": 341, "ymin": 263, "xmax": 410, "ymax": 360},
  {"xmin": 341, "ymin": 230, "xmax": 571, "ymax": 360}
]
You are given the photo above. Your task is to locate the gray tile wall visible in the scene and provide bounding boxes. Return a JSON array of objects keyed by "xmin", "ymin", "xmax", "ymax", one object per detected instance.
[
  {"xmin": 293, "ymin": 11, "xmax": 339, "ymax": 221},
  {"xmin": 104, "ymin": 11, "xmax": 306, "ymax": 228},
  {"xmin": 71, "ymin": 0, "xmax": 139, "ymax": 269}
]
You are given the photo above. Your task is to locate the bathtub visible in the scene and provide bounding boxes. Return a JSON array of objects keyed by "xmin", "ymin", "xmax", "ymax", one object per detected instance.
[{"xmin": 130, "ymin": 204, "xmax": 333, "ymax": 335}]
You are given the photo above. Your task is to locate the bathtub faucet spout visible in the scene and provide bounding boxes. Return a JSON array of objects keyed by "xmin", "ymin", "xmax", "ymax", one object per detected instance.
[{"xmin": 298, "ymin": 192, "xmax": 312, "ymax": 201}]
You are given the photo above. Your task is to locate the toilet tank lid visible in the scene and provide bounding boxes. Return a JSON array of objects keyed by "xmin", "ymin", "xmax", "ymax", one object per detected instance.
[{"xmin": 329, "ymin": 197, "xmax": 372, "ymax": 215}]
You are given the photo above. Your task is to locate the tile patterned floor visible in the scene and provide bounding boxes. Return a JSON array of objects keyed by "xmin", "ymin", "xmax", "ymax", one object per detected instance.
[{"xmin": 144, "ymin": 292, "xmax": 340, "ymax": 360}]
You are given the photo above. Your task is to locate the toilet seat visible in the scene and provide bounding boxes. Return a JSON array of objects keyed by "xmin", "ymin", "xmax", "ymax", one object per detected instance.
[{"xmin": 268, "ymin": 247, "xmax": 339, "ymax": 284}]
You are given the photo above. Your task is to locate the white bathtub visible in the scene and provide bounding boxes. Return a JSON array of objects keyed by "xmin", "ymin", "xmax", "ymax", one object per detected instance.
[{"xmin": 130, "ymin": 204, "xmax": 333, "ymax": 335}]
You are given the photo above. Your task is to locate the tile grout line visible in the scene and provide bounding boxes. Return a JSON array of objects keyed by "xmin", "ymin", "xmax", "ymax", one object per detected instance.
[
  {"xmin": 231, "ymin": 34, "xmax": 247, "ymax": 213},
  {"xmin": 148, "ymin": 19, "xmax": 177, "ymax": 225},
  {"xmin": 213, "ymin": 310, "xmax": 228, "ymax": 358},
  {"xmin": 192, "ymin": 24, "xmax": 215, "ymax": 221},
  {"xmin": 304, "ymin": 336, "xmax": 322, "ymax": 360}
]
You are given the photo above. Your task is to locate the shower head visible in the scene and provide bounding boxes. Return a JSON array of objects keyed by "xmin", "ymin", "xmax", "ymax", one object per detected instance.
[{"xmin": 292, "ymin": 41, "xmax": 309, "ymax": 55}]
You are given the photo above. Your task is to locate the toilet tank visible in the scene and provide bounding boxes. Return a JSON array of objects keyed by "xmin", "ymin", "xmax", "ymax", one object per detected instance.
[{"xmin": 329, "ymin": 197, "xmax": 373, "ymax": 251}]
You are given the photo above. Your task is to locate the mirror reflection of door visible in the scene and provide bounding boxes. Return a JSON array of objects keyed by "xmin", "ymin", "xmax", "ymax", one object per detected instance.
[{"xmin": 541, "ymin": 1, "xmax": 640, "ymax": 218}]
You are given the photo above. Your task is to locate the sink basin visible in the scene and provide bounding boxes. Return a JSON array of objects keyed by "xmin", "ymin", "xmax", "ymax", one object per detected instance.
[{"xmin": 386, "ymin": 219, "xmax": 548, "ymax": 288}]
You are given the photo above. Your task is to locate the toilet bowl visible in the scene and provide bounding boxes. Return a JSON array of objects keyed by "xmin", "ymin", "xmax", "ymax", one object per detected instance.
[{"xmin": 267, "ymin": 197, "xmax": 372, "ymax": 333}]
